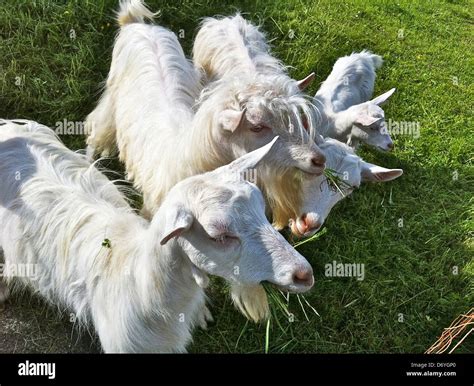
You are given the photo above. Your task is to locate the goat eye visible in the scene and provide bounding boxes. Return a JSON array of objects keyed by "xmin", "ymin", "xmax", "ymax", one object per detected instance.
[
  {"xmin": 302, "ymin": 116, "xmax": 309, "ymax": 131},
  {"xmin": 212, "ymin": 235, "xmax": 226, "ymax": 243},
  {"xmin": 250, "ymin": 125, "xmax": 268, "ymax": 133},
  {"xmin": 210, "ymin": 234, "xmax": 238, "ymax": 245}
]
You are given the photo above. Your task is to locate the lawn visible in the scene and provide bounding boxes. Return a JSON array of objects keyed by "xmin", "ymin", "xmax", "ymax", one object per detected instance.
[{"xmin": 0, "ymin": 0, "xmax": 472, "ymax": 353}]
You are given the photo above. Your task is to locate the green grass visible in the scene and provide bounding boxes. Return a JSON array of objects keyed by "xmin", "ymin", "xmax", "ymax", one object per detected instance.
[{"xmin": 0, "ymin": 0, "xmax": 472, "ymax": 353}]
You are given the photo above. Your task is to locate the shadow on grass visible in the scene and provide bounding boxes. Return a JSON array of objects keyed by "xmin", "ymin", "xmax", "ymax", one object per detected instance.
[{"xmin": 0, "ymin": 291, "xmax": 100, "ymax": 353}]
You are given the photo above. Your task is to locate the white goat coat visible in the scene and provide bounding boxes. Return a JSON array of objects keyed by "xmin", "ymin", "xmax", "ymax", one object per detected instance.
[
  {"xmin": 86, "ymin": 22, "xmax": 207, "ymax": 216},
  {"xmin": 316, "ymin": 50, "xmax": 382, "ymax": 112},
  {"xmin": 193, "ymin": 14, "xmax": 287, "ymax": 81},
  {"xmin": 0, "ymin": 120, "xmax": 204, "ymax": 353}
]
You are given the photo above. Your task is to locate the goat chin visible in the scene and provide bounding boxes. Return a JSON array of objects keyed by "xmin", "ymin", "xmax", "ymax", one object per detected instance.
[{"xmin": 231, "ymin": 284, "xmax": 269, "ymax": 323}]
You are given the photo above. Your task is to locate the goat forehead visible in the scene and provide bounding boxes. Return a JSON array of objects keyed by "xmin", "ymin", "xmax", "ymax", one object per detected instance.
[
  {"xmin": 239, "ymin": 77, "xmax": 300, "ymax": 107},
  {"xmin": 245, "ymin": 97, "xmax": 286, "ymax": 120},
  {"xmin": 246, "ymin": 104, "xmax": 312, "ymax": 143},
  {"xmin": 233, "ymin": 186, "xmax": 266, "ymax": 221},
  {"xmin": 230, "ymin": 183, "xmax": 264, "ymax": 206},
  {"xmin": 245, "ymin": 105, "xmax": 268, "ymax": 123},
  {"xmin": 199, "ymin": 187, "xmax": 265, "ymax": 228},
  {"xmin": 198, "ymin": 181, "xmax": 262, "ymax": 208},
  {"xmin": 323, "ymin": 143, "xmax": 353, "ymax": 166},
  {"xmin": 367, "ymin": 104, "xmax": 384, "ymax": 117}
]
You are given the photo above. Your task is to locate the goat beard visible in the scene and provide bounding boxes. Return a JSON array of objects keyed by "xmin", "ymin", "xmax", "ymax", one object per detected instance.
[
  {"xmin": 230, "ymin": 283, "xmax": 269, "ymax": 322},
  {"xmin": 259, "ymin": 168, "xmax": 304, "ymax": 230}
]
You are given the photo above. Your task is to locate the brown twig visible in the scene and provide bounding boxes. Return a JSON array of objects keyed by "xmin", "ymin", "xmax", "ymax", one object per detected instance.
[{"xmin": 425, "ymin": 308, "xmax": 474, "ymax": 354}]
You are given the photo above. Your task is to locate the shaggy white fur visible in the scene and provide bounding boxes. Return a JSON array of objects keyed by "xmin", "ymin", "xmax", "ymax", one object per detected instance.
[
  {"xmin": 193, "ymin": 14, "xmax": 324, "ymax": 228},
  {"xmin": 193, "ymin": 14, "xmax": 316, "ymax": 88},
  {"xmin": 313, "ymin": 51, "xmax": 396, "ymax": 151},
  {"xmin": 86, "ymin": 2, "xmax": 325, "ymax": 230},
  {"xmin": 194, "ymin": 14, "xmax": 283, "ymax": 79},
  {"xmin": 0, "ymin": 120, "xmax": 313, "ymax": 352}
]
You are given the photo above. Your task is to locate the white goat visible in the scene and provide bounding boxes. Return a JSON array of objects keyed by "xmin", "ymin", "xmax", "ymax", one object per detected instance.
[
  {"xmin": 86, "ymin": 1, "xmax": 325, "ymax": 231},
  {"xmin": 314, "ymin": 51, "xmax": 396, "ymax": 151},
  {"xmin": 290, "ymin": 138, "xmax": 403, "ymax": 237},
  {"xmin": 0, "ymin": 119, "xmax": 313, "ymax": 352},
  {"xmin": 192, "ymin": 13, "xmax": 326, "ymax": 232},
  {"xmin": 191, "ymin": 13, "xmax": 335, "ymax": 314}
]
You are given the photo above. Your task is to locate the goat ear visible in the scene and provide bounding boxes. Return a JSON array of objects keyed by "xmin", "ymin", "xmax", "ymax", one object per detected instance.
[
  {"xmin": 297, "ymin": 72, "xmax": 315, "ymax": 91},
  {"xmin": 361, "ymin": 162, "xmax": 403, "ymax": 182},
  {"xmin": 226, "ymin": 136, "xmax": 279, "ymax": 173},
  {"xmin": 354, "ymin": 109, "xmax": 384, "ymax": 127},
  {"xmin": 218, "ymin": 108, "xmax": 246, "ymax": 133},
  {"xmin": 370, "ymin": 88, "xmax": 396, "ymax": 106},
  {"xmin": 160, "ymin": 206, "xmax": 194, "ymax": 245}
]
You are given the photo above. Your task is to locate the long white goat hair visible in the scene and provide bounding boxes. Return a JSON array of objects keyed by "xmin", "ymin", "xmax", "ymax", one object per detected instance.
[
  {"xmin": 0, "ymin": 121, "xmax": 204, "ymax": 352},
  {"xmin": 86, "ymin": 21, "xmax": 203, "ymax": 211},
  {"xmin": 86, "ymin": 9, "xmax": 202, "ymax": 160},
  {"xmin": 86, "ymin": 3, "xmax": 319, "ymax": 227},
  {"xmin": 193, "ymin": 13, "xmax": 318, "ymax": 133},
  {"xmin": 193, "ymin": 13, "xmax": 287, "ymax": 81}
]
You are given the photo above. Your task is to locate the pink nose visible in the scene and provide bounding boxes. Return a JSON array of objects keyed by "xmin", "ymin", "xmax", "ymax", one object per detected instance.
[
  {"xmin": 293, "ymin": 267, "xmax": 314, "ymax": 287},
  {"xmin": 311, "ymin": 221, "xmax": 322, "ymax": 232},
  {"xmin": 298, "ymin": 213, "xmax": 322, "ymax": 234}
]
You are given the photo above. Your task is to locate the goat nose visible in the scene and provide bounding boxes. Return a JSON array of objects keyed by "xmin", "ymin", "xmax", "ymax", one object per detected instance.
[
  {"xmin": 311, "ymin": 154, "xmax": 326, "ymax": 168},
  {"xmin": 387, "ymin": 142, "xmax": 394, "ymax": 150},
  {"xmin": 308, "ymin": 220, "xmax": 322, "ymax": 232},
  {"xmin": 293, "ymin": 267, "xmax": 314, "ymax": 287},
  {"xmin": 300, "ymin": 214, "xmax": 322, "ymax": 234},
  {"xmin": 298, "ymin": 214, "xmax": 309, "ymax": 234}
]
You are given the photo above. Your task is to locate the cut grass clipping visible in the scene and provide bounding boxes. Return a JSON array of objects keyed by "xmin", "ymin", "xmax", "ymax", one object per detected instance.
[
  {"xmin": 262, "ymin": 229, "xmax": 326, "ymax": 354},
  {"xmin": 323, "ymin": 167, "xmax": 352, "ymax": 197}
]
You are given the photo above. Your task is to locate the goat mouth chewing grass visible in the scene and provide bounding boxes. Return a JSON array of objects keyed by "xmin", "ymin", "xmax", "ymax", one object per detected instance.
[
  {"xmin": 323, "ymin": 167, "xmax": 352, "ymax": 195},
  {"xmin": 289, "ymin": 218, "xmax": 322, "ymax": 238},
  {"xmin": 261, "ymin": 281, "xmax": 320, "ymax": 353},
  {"xmin": 302, "ymin": 167, "xmax": 325, "ymax": 177},
  {"xmin": 261, "ymin": 280, "xmax": 313, "ymax": 294}
]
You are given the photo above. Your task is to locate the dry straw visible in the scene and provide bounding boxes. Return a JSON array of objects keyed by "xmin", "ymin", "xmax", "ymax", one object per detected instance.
[{"xmin": 425, "ymin": 308, "xmax": 474, "ymax": 354}]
